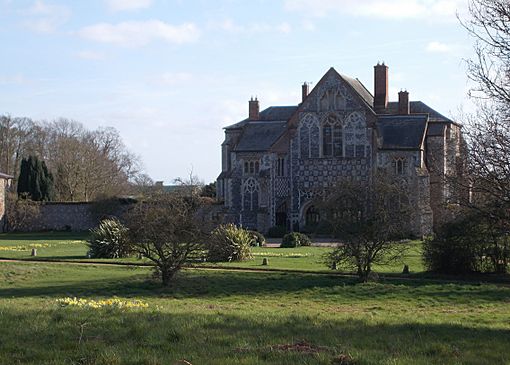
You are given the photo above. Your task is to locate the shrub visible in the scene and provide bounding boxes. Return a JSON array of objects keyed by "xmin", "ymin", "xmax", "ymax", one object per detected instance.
[
  {"xmin": 267, "ymin": 225, "xmax": 287, "ymax": 238},
  {"xmin": 281, "ymin": 232, "xmax": 311, "ymax": 248},
  {"xmin": 208, "ymin": 224, "xmax": 253, "ymax": 262},
  {"xmin": 88, "ymin": 218, "xmax": 131, "ymax": 259},
  {"xmin": 422, "ymin": 213, "xmax": 510, "ymax": 274},
  {"xmin": 249, "ymin": 231, "xmax": 266, "ymax": 247}
]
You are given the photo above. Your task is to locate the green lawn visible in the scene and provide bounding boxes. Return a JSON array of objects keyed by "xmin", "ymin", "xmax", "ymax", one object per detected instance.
[
  {"xmin": 0, "ymin": 261, "xmax": 509, "ymax": 364},
  {"xmin": 0, "ymin": 232, "xmax": 424, "ymax": 274}
]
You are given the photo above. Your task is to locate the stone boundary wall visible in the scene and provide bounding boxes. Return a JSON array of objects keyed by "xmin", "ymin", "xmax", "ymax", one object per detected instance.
[{"xmin": 19, "ymin": 201, "xmax": 133, "ymax": 232}]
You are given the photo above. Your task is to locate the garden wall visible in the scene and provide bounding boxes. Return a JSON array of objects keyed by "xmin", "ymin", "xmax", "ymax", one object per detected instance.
[{"xmin": 18, "ymin": 200, "xmax": 134, "ymax": 232}]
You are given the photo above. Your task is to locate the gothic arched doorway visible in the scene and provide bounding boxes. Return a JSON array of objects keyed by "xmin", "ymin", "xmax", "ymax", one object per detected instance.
[{"xmin": 305, "ymin": 205, "xmax": 320, "ymax": 227}]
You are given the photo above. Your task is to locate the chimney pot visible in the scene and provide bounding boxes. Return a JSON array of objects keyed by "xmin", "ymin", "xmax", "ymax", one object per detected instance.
[
  {"xmin": 302, "ymin": 82, "xmax": 309, "ymax": 102},
  {"xmin": 398, "ymin": 90, "xmax": 410, "ymax": 115},
  {"xmin": 374, "ymin": 63, "xmax": 389, "ymax": 111},
  {"xmin": 249, "ymin": 97, "xmax": 260, "ymax": 120}
]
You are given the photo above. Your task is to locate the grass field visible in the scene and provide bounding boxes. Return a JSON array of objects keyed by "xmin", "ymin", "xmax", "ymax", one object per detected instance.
[
  {"xmin": 0, "ymin": 232, "xmax": 509, "ymax": 364},
  {"xmin": 0, "ymin": 232, "xmax": 424, "ymax": 274},
  {"xmin": 1, "ymin": 261, "xmax": 509, "ymax": 364}
]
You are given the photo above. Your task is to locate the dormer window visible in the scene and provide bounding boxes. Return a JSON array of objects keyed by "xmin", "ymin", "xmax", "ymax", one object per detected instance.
[{"xmin": 244, "ymin": 160, "xmax": 260, "ymax": 175}]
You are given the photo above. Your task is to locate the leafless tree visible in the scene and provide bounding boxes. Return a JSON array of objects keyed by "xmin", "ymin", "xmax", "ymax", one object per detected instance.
[
  {"xmin": 0, "ymin": 115, "xmax": 146, "ymax": 202},
  {"xmin": 125, "ymin": 192, "xmax": 208, "ymax": 286},
  {"xmin": 461, "ymin": 0, "xmax": 510, "ymax": 105},
  {"xmin": 320, "ymin": 175, "xmax": 411, "ymax": 281},
  {"xmin": 452, "ymin": 1, "xmax": 510, "ymax": 231}
]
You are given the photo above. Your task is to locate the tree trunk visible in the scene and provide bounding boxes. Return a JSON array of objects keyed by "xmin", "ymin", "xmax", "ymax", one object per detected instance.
[{"xmin": 160, "ymin": 266, "xmax": 177, "ymax": 286}]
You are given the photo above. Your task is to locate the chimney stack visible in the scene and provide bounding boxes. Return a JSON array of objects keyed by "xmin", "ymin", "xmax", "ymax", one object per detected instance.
[
  {"xmin": 374, "ymin": 62, "xmax": 389, "ymax": 111},
  {"xmin": 302, "ymin": 82, "xmax": 309, "ymax": 102},
  {"xmin": 398, "ymin": 90, "xmax": 410, "ymax": 114},
  {"xmin": 249, "ymin": 97, "xmax": 259, "ymax": 120}
]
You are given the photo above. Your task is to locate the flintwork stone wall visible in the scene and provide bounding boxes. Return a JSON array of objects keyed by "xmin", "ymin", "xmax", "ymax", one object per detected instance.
[{"xmin": 0, "ymin": 180, "xmax": 6, "ymax": 232}]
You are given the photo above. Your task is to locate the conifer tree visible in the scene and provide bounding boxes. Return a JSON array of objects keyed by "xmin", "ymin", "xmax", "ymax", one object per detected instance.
[{"xmin": 17, "ymin": 155, "xmax": 54, "ymax": 201}]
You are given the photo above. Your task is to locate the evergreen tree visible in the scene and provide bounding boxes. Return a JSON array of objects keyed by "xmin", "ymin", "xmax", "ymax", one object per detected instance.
[{"xmin": 17, "ymin": 155, "xmax": 54, "ymax": 201}]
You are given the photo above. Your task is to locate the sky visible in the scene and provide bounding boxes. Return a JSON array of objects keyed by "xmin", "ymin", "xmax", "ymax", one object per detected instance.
[{"xmin": 0, "ymin": 0, "xmax": 475, "ymax": 183}]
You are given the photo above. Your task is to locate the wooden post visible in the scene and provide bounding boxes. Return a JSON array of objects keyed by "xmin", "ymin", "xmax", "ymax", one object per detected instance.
[
  {"xmin": 31, "ymin": 248, "xmax": 37, "ymax": 256},
  {"xmin": 262, "ymin": 258, "xmax": 269, "ymax": 266}
]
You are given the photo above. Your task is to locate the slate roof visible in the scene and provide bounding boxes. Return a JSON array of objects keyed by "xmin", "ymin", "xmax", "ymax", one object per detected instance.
[
  {"xmin": 386, "ymin": 101, "xmax": 452, "ymax": 122},
  {"xmin": 427, "ymin": 123, "xmax": 447, "ymax": 136},
  {"xmin": 377, "ymin": 115, "xmax": 428, "ymax": 150},
  {"xmin": 340, "ymin": 74, "xmax": 374, "ymax": 108},
  {"xmin": 234, "ymin": 121, "xmax": 287, "ymax": 152},
  {"xmin": 224, "ymin": 106, "xmax": 298, "ymax": 130}
]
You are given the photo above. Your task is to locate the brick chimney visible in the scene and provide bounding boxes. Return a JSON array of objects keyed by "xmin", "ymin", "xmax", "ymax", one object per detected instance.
[
  {"xmin": 249, "ymin": 97, "xmax": 259, "ymax": 120},
  {"xmin": 374, "ymin": 62, "xmax": 389, "ymax": 111},
  {"xmin": 398, "ymin": 90, "xmax": 410, "ymax": 114},
  {"xmin": 302, "ymin": 82, "xmax": 309, "ymax": 102}
]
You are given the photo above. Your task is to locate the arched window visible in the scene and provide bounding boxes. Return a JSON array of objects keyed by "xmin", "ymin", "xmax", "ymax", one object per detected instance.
[
  {"xmin": 242, "ymin": 177, "xmax": 259, "ymax": 211},
  {"xmin": 299, "ymin": 114, "xmax": 319, "ymax": 158},
  {"xmin": 344, "ymin": 112, "xmax": 366, "ymax": 158},
  {"xmin": 322, "ymin": 114, "xmax": 343, "ymax": 157},
  {"xmin": 395, "ymin": 158, "xmax": 405, "ymax": 175}
]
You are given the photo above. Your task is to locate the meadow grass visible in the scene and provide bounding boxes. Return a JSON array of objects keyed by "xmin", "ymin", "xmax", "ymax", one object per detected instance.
[
  {"xmin": 0, "ymin": 232, "xmax": 424, "ymax": 274},
  {"xmin": 0, "ymin": 261, "xmax": 509, "ymax": 364}
]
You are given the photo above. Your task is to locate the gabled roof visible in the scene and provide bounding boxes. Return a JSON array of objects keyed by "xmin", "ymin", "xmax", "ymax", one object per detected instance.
[
  {"xmin": 234, "ymin": 121, "xmax": 287, "ymax": 152},
  {"xmin": 224, "ymin": 106, "xmax": 298, "ymax": 130},
  {"xmin": 377, "ymin": 114, "xmax": 428, "ymax": 150},
  {"xmin": 339, "ymin": 73, "xmax": 374, "ymax": 108},
  {"xmin": 386, "ymin": 101, "xmax": 452, "ymax": 123}
]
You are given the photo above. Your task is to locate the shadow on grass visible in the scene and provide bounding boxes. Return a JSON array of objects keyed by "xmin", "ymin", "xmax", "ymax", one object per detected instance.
[
  {"xmin": 1, "ymin": 268, "xmax": 509, "ymax": 305},
  {"xmin": 0, "ymin": 307, "xmax": 508, "ymax": 365},
  {"xmin": 0, "ymin": 231, "xmax": 89, "ymax": 242}
]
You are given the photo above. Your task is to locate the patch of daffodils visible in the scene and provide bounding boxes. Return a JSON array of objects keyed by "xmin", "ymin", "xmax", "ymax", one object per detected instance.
[
  {"xmin": 57, "ymin": 297, "xmax": 149, "ymax": 309},
  {"xmin": 252, "ymin": 252, "xmax": 310, "ymax": 258},
  {"xmin": 0, "ymin": 241, "xmax": 78, "ymax": 252}
]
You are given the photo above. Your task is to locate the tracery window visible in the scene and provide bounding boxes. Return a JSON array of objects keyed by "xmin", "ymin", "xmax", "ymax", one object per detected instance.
[
  {"xmin": 322, "ymin": 114, "xmax": 343, "ymax": 157},
  {"xmin": 344, "ymin": 112, "xmax": 366, "ymax": 158},
  {"xmin": 242, "ymin": 177, "xmax": 259, "ymax": 211},
  {"xmin": 299, "ymin": 114, "xmax": 319, "ymax": 158}
]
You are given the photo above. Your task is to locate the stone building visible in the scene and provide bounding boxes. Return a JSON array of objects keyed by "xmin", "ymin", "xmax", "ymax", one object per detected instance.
[
  {"xmin": 0, "ymin": 172, "xmax": 13, "ymax": 232},
  {"xmin": 217, "ymin": 64, "xmax": 464, "ymax": 236}
]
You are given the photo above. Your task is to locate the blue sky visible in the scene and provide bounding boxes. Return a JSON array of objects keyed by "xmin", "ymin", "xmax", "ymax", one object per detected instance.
[{"xmin": 0, "ymin": 0, "xmax": 474, "ymax": 183}]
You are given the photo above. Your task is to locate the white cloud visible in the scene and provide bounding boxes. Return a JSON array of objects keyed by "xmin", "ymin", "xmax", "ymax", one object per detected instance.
[
  {"xmin": 23, "ymin": 0, "xmax": 70, "ymax": 33},
  {"xmin": 105, "ymin": 0, "xmax": 152, "ymax": 11},
  {"xmin": 78, "ymin": 20, "xmax": 200, "ymax": 47},
  {"xmin": 214, "ymin": 19, "xmax": 292, "ymax": 35},
  {"xmin": 284, "ymin": 0, "xmax": 466, "ymax": 21},
  {"xmin": 426, "ymin": 41, "xmax": 452, "ymax": 53}
]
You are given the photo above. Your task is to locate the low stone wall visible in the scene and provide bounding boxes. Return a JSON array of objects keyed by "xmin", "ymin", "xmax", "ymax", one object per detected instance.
[
  {"xmin": 22, "ymin": 202, "xmax": 98, "ymax": 232},
  {"xmin": 17, "ymin": 200, "xmax": 135, "ymax": 232}
]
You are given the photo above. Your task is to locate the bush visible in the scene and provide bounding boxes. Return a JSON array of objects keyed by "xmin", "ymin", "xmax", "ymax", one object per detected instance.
[
  {"xmin": 208, "ymin": 224, "xmax": 253, "ymax": 262},
  {"xmin": 423, "ymin": 213, "xmax": 509, "ymax": 274},
  {"xmin": 249, "ymin": 231, "xmax": 266, "ymax": 247},
  {"xmin": 281, "ymin": 232, "xmax": 311, "ymax": 248},
  {"xmin": 267, "ymin": 225, "xmax": 287, "ymax": 238},
  {"xmin": 87, "ymin": 218, "xmax": 131, "ymax": 259}
]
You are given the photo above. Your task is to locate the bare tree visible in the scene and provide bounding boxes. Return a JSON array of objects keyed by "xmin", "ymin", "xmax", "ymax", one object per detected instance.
[
  {"xmin": 321, "ymin": 176, "xmax": 410, "ymax": 281},
  {"xmin": 461, "ymin": 0, "xmax": 510, "ymax": 105},
  {"xmin": 125, "ymin": 192, "xmax": 208, "ymax": 286}
]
